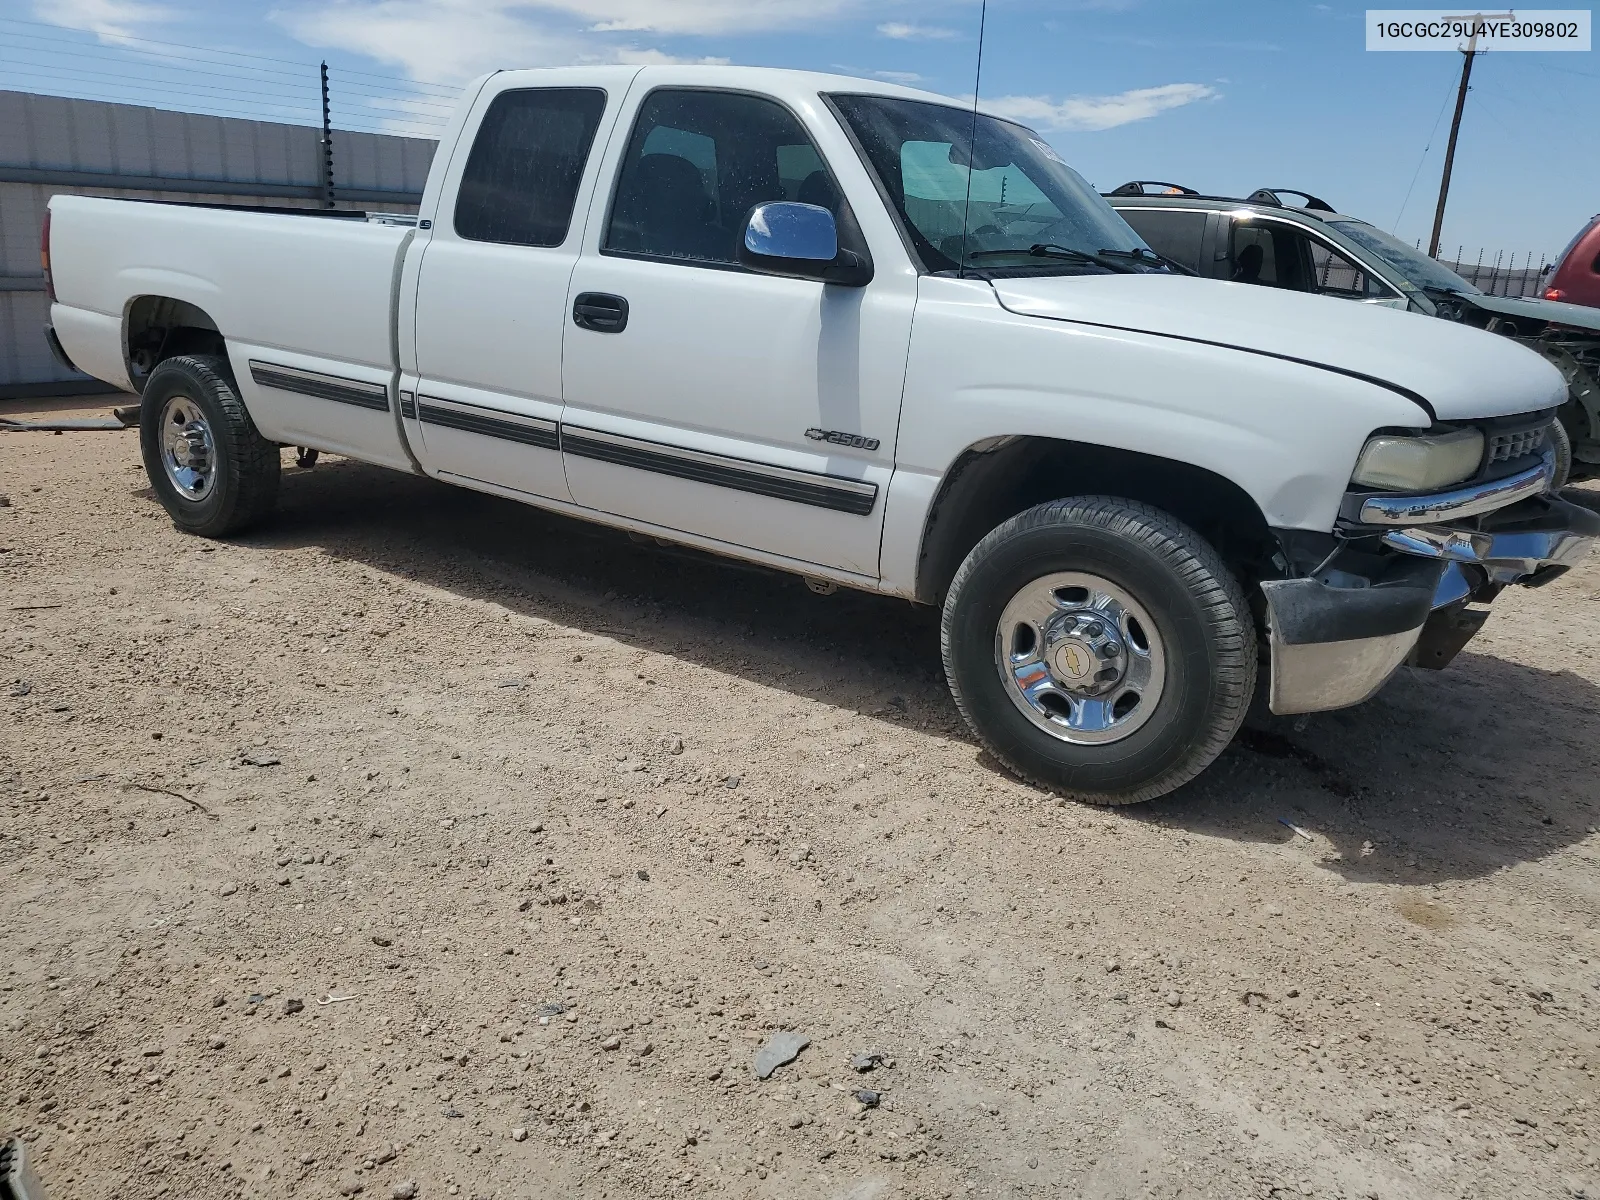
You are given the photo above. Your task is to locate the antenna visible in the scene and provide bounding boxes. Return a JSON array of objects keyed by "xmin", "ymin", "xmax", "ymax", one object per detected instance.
[{"xmin": 957, "ymin": 0, "xmax": 989, "ymax": 279}]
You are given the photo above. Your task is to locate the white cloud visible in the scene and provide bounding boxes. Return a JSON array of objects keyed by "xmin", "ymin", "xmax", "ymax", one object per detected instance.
[
  {"xmin": 275, "ymin": 0, "xmax": 861, "ymax": 81},
  {"xmin": 877, "ymin": 21, "xmax": 960, "ymax": 40},
  {"xmin": 984, "ymin": 83, "xmax": 1218, "ymax": 133},
  {"xmin": 874, "ymin": 69, "xmax": 924, "ymax": 84},
  {"xmin": 274, "ymin": 2, "xmax": 587, "ymax": 82},
  {"xmin": 33, "ymin": 0, "xmax": 178, "ymax": 40},
  {"xmin": 613, "ymin": 47, "xmax": 732, "ymax": 65},
  {"xmin": 573, "ymin": 0, "xmax": 856, "ymax": 34}
]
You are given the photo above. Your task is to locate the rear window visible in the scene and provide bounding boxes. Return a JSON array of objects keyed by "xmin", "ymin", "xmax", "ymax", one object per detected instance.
[
  {"xmin": 455, "ymin": 88, "xmax": 607, "ymax": 248},
  {"xmin": 1551, "ymin": 216, "xmax": 1598, "ymax": 272}
]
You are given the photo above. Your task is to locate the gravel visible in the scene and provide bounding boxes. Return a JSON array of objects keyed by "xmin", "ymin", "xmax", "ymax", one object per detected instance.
[{"xmin": 2, "ymin": 426, "xmax": 1596, "ymax": 1200}]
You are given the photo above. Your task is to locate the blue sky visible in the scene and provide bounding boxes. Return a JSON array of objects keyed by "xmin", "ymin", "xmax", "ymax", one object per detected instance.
[{"xmin": 1, "ymin": 0, "xmax": 1595, "ymax": 256}]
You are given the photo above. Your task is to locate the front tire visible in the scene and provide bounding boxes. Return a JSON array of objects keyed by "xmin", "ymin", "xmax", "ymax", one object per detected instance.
[
  {"xmin": 941, "ymin": 497, "xmax": 1257, "ymax": 805},
  {"xmin": 140, "ymin": 354, "xmax": 280, "ymax": 537},
  {"xmin": 1550, "ymin": 412, "xmax": 1574, "ymax": 489}
]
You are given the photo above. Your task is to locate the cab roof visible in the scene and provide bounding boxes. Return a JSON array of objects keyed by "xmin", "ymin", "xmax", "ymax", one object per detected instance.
[{"xmin": 482, "ymin": 64, "xmax": 974, "ymax": 113}]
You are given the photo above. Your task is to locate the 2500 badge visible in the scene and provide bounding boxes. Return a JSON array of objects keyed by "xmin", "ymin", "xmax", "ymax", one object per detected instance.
[{"xmin": 805, "ymin": 428, "xmax": 880, "ymax": 451}]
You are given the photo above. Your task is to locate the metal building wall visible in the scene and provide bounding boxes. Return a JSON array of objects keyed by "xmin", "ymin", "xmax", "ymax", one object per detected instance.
[{"xmin": 0, "ymin": 89, "xmax": 438, "ymax": 395}]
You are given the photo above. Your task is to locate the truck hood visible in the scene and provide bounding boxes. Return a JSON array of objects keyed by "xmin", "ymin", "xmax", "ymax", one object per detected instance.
[
  {"xmin": 1454, "ymin": 289, "xmax": 1600, "ymax": 334},
  {"xmin": 990, "ymin": 273, "xmax": 1568, "ymax": 421}
]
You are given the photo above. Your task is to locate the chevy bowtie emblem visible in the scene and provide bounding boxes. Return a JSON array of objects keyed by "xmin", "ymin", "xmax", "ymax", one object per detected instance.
[
  {"xmin": 805, "ymin": 428, "xmax": 880, "ymax": 451},
  {"xmin": 1062, "ymin": 645, "xmax": 1086, "ymax": 677}
]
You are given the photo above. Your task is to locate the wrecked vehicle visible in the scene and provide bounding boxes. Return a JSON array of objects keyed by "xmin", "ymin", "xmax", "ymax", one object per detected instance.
[
  {"xmin": 1108, "ymin": 183, "xmax": 1600, "ymax": 483},
  {"xmin": 41, "ymin": 66, "xmax": 1600, "ymax": 803}
]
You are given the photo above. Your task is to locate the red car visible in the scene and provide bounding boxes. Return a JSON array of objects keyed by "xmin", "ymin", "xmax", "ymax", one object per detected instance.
[{"xmin": 1545, "ymin": 214, "xmax": 1600, "ymax": 309}]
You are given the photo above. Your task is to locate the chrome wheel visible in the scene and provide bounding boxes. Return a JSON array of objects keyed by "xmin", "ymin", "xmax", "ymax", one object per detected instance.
[
  {"xmin": 994, "ymin": 571, "xmax": 1167, "ymax": 745},
  {"xmin": 159, "ymin": 394, "xmax": 216, "ymax": 501}
]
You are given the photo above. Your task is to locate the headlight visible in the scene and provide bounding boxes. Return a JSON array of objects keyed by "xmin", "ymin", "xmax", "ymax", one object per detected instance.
[{"xmin": 1351, "ymin": 429, "xmax": 1484, "ymax": 491}]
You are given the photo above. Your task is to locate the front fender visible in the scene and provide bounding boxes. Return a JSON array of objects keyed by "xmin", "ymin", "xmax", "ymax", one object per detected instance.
[{"xmin": 896, "ymin": 278, "xmax": 1425, "ymax": 531}]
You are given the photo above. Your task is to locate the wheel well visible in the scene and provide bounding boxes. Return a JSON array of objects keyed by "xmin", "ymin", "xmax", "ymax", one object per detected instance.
[
  {"xmin": 124, "ymin": 296, "xmax": 225, "ymax": 393},
  {"xmin": 914, "ymin": 436, "xmax": 1277, "ymax": 605}
]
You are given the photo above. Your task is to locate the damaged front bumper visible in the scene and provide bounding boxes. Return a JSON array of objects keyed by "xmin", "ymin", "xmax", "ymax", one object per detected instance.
[
  {"xmin": 1263, "ymin": 488, "xmax": 1600, "ymax": 716},
  {"xmin": 1261, "ymin": 557, "xmax": 1440, "ymax": 715}
]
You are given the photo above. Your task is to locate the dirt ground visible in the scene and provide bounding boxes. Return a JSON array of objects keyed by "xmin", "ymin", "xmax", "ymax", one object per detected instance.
[{"xmin": 2, "ymin": 395, "xmax": 1598, "ymax": 1200}]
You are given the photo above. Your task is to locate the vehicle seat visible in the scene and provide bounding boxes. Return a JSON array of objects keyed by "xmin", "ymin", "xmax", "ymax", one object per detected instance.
[
  {"xmin": 615, "ymin": 153, "xmax": 726, "ymax": 260},
  {"xmin": 797, "ymin": 169, "xmax": 841, "ymax": 215},
  {"xmin": 1232, "ymin": 243, "xmax": 1265, "ymax": 284}
]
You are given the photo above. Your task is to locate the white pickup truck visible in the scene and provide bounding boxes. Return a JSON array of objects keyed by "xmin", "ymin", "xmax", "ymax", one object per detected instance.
[{"xmin": 43, "ymin": 65, "xmax": 1598, "ymax": 804}]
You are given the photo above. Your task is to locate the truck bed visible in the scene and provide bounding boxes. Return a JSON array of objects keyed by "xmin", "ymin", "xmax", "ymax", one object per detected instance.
[{"xmin": 49, "ymin": 194, "xmax": 416, "ymax": 469}]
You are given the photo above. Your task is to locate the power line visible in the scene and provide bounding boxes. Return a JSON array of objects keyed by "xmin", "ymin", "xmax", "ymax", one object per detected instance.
[
  {"xmin": 1391, "ymin": 65, "xmax": 1461, "ymax": 233},
  {"xmin": 0, "ymin": 17, "xmax": 464, "ymax": 95},
  {"xmin": 324, "ymin": 66, "xmax": 462, "ymax": 95},
  {"xmin": 1537, "ymin": 61, "xmax": 1599, "ymax": 79},
  {"xmin": 0, "ymin": 80, "xmax": 320, "ymax": 125},
  {"xmin": 0, "ymin": 29, "xmax": 458, "ymax": 108},
  {"xmin": 315, "ymin": 80, "xmax": 457, "ymax": 107},
  {"xmin": 0, "ymin": 27, "xmax": 315, "ymax": 82},
  {"xmin": 327, "ymin": 120, "xmax": 442, "ymax": 139},
  {"xmin": 0, "ymin": 70, "xmax": 318, "ymax": 115},
  {"xmin": 0, "ymin": 17, "xmax": 458, "ymax": 140},
  {"xmin": 0, "ymin": 57, "xmax": 328, "ymax": 105},
  {"xmin": 0, "ymin": 66, "xmax": 449, "ymax": 130},
  {"xmin": 330, "ymin": 110, "xmax": 448, "ymax": 128},
  {"xmin": 0, "ymin": 16, "xmax": 325, "ymax": 71},
  {"xmin": 0, "ymin": 55, "xmax": 456, "ymax": 121},
  {"xmin": 2, "ymin": 76, "xmax": 437, "ymax": 138}
]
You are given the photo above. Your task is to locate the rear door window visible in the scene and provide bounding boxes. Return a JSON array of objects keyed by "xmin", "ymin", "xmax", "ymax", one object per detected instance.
[
  {"xmin": 1116, "ymin": 209, "xmax": 1206, "ymax": 273},
  {"xmin": 455, "ymin": 88, "xmax": 608, "ymax": 247},
  {"xmin": 1229, "ymin": 220, "xmax": 1282, "ymax": 285}
]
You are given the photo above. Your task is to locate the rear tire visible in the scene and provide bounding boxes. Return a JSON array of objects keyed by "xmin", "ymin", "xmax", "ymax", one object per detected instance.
[
  {"xmin": 140, "ymin": 354, "xmax": 280, "ymax": 537},
  {"xmin": 941, "ymin": 497, "xmax": 1257, "ymax": 805}
]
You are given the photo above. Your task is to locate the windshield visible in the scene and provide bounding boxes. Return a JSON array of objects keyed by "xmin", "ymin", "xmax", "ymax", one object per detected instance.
[
  {"xmin": 1326, "ymin": 219, "xmax": 1480, "ymax": 295},
  {"xmin": 826, "ymin": 93, "xmax": 1151, "ymax": 275}
]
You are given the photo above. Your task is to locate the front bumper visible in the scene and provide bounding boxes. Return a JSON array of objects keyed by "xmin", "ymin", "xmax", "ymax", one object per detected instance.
[
  {"xmin": 1261, "ymin": 557, "xmax": 1440, "ymax": 715},
  {"xmin": 1380, "ymin": 493, "xmax": 1600, "ymax": 586},
  {"xmin": 1355, "ymin": 453, "xmax": 1554, "ymax": 525},
  {"xmin": 1263, "ymin": 491, "xmax": 1600, "ymax": 716}
]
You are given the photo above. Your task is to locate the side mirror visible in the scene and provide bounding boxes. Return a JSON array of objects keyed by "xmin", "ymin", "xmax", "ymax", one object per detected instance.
[{"xmin": 738, "ymin": 201, "xmax": 873, "ymax": 287}]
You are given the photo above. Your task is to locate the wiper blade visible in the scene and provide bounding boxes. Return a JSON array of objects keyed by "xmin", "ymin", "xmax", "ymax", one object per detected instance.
[
  {"xmin": 965, "ymin": 243, "xmax": 1137, "ymax": 273},
  {"xmin": 1095, "ymin": 246, "xmax": 1196, "ymax": 276}
]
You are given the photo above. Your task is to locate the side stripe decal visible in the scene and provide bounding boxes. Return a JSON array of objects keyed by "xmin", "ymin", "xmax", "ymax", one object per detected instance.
[
  {"xmin": 561, "ymin": 426, "xmax": 878, "ymax": 517},
  {"xmin": 272, "ymin": 372, "xmax": 879, "ymax": 518},
  {"xmin": 249, "ymin": 361, "xmax": 390, "ymax": 412},
  {"xmin": 417, "ymin": 400, "xmax": 559, "ymax": 450}
]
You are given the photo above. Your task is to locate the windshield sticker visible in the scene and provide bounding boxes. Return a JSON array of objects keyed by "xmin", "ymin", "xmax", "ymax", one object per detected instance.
[{"xmin": 1028, "ymin": 138, "xmax": 1066, "ymax": 165}]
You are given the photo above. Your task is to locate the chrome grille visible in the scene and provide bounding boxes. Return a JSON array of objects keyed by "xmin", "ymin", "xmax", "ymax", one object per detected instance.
[{"xmin": 1487, "ymin": 425, "xmax": 1546, "ymax": 463}]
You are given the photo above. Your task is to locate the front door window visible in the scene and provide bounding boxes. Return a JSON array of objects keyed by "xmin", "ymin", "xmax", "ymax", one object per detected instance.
[{"xmin": 604, "ymin": 89, "xmax": 845, "ymax": 267}]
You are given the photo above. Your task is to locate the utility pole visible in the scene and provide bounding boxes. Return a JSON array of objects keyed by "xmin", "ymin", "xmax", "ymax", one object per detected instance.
[
  {"xmin": 318, "ymin": 61, "xmax": 335, "ymax": 210},
  {"xmin": 1427, "ymin": 12, "xmax": 1512, "ymax": 258}
]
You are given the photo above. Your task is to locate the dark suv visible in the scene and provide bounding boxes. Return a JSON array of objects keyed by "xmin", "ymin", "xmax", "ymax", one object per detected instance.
[{"xmin": 1105, "ymin": 183, "xmax": 1600, "ymax": 483}]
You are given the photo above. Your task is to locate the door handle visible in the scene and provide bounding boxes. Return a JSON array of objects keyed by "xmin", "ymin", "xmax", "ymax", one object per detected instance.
[{"xmin": 573, "ymin": 292, "xmax": 629, "ymax": 333}]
